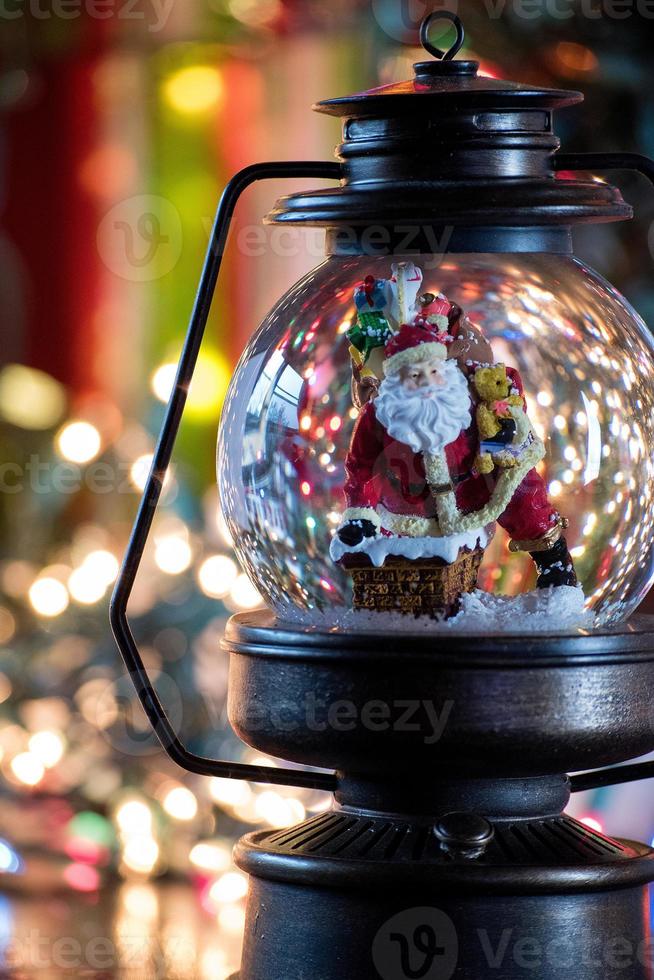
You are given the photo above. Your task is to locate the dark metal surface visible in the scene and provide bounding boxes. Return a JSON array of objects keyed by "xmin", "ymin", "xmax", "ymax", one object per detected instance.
[
  {"xmin": 236, "ymin": 863, "xmax": 654, "ymax": 980},
  {"xmin": 267, "ymin": 35, "xmax": 637, "ymax": 236},
  {"xmin": 224, "ymin": 610, "xmax": 654, "ymax": 664},
  {"xmin": 326, "ymin": 225, "xmax": 576, "ymax": 255},
  {"xmin": 434, "ymin": 812, "xmax": 494, "ymax": 859},
  {"xmin": 236, "ymin": 812, "xmax": 653, "ymax": 892},
  {"xmin": 223, "ymin": 612, "xmax": 654, "ymax": 786},
  {"xmin": 109, "ymin": 161, "xmax": 341, "ymax": 792}
]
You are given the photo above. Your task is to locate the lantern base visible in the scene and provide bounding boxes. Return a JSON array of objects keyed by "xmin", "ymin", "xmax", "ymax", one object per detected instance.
[{"xmin": 233, "ymin": 811, "xmax": 654, "ymax": 980}]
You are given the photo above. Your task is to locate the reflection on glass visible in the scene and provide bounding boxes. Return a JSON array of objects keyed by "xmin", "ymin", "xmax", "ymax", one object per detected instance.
[{"xmin": 219, "ymin": 253, "xmax": 654, "ymax": 629}]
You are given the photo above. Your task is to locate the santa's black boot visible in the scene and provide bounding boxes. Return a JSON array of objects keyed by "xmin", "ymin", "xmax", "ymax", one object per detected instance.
[{"xmin": 530, "ymin": 536, "xmax": 578, "ymax": 588}]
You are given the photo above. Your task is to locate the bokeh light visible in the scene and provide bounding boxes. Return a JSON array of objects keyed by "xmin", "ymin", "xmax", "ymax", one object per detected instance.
[
  {"xmin": 197, "ymin": 554, "xmax": 238, "ymax": 598},
  {"xmin": 10, "ymin": 752, "xmax": 45, "ymax": 787},
  {"xmin": 163, "ymin": 786, "xmax": 198, "ymax": 821},
  {"xmin": 0, "ymin": 365, "xmax": 66, "ymax": 430},
  {"xmin": 28, "ymin": 730, "xmax": 65, "ymax": 768},
  {"xmin": 28, "ymin": 577, "xmax": 69, "ymax": 618},
  {"xmin": 56, "ymin": 421, "xmax": 102, "ymax": 464},
  {"xmin": 163, "ymin": 66, "xmax": 224, "ymax": 116}
]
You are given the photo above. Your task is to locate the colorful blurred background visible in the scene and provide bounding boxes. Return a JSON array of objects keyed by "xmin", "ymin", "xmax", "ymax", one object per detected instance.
[{"xmin": 1, "ymin": 1, "xmax": 654, "ymax": 975}]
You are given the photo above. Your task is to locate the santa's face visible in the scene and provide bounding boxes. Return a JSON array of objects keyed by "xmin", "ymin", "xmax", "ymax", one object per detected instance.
[
  {"xmin": 398, "ymin": 355, "xmax": 447, "ymax": 392},
  {"xmin": 374, "ymin": 358, "xmax": 472, "ymax": 456}
]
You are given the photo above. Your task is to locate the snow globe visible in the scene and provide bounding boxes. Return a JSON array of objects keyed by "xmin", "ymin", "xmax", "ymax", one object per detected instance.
[
  {"xmin": 219, "ymin": 252, "xmax": 654, "ymax": 632},
  {"xmin": 113, "ymin": 13, "xmax": 654, "ymax": 980}
]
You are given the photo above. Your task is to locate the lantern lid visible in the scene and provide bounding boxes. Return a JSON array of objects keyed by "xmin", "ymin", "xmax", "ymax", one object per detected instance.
[
  {"xmin": 267, "ymin": 11, "xmax": 631, "ymax": 253},
  {"xmin": 315, "ymin": 71, "xmax": 582, "ymax": 116},
  {"xmin": 315, "ymin": 12, "xmax": 582, "ymax": 118}
]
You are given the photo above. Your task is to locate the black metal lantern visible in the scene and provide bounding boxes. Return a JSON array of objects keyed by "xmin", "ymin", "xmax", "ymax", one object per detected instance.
[{"xmin": 112, "ymin": 13, "xmax": 654, "ymax": 980}]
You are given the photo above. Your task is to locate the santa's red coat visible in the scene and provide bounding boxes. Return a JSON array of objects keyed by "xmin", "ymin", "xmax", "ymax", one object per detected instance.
[{"xmin": 343, "ymin": 367, "xmax": 557, "ymax": 542}]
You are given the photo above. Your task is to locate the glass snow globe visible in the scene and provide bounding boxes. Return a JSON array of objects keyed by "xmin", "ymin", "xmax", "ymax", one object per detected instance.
[
  {"xmin": 217, "ymin": 17, "xmax": 654, "ymax": 634},
  {"xmin": 218, "ymin": 252, "xmax": 654, "ymax": 631}
]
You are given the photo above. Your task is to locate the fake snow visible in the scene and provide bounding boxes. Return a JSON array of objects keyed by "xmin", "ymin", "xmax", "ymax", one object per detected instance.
[
  {"xmin": 329, "ymin": 527, "xmax": 490, "ymax": 566},
  {"xmin": 278, "ymin": 586, "xmax": 593, "ymax": 635}
]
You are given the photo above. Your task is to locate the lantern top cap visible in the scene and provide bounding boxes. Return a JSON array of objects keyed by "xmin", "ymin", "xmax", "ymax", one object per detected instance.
[{"xmin": 314, "ymin": 10, "xmax": 582, "ymax": 117}]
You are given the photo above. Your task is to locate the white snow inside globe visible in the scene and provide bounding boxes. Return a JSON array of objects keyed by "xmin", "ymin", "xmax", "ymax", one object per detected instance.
[{"xmin": 218, "ymin": 253, "xmax": 654, "ymax": 632}]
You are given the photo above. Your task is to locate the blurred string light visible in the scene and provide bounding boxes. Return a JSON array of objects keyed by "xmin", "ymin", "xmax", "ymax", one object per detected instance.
[
  {"xmin": 63, "ymin": 862, "xmax": 100, "ymax": 893},
  {"xmin": 56, "ymin": 420, "xmax": 102, "ymax": 464},
  {"xmin": 550, "ymin": 41, "xmax": 598, "ymax": 77},
  {"xmin": 150, "ymin": 351, "xmax": 231, "ymax": 420},
  {"xmin": 189, "ymin": 841, "xmax": 231, "ymax": 873},
  {"xmin": 10, "ymin": 752, "xmax": 45, "ymax": 787},
  {"xmin": 130, "ymin": 453, "xmax": 173, "ymax": 493},
  {"xmin": 116, "ymin": 798, "xmax": 152, "ymax": 836},
  {"xmin": 28, "ymin": 730, "xmax": 65, "ymax": 769},
  {"xmin": 154, "ymin": 534, "xmax": 193, "ymax": 575},
  {"xmin": 0, "ymin": 365, "xmax": 66, "ymax": 430},
  {"xmin": 0, "ymin": 609, "xmax": 16, "ymax": 645},
  {"xmin": 0, "ymin": 840, "xmax": 22, "ymax": 875},
  {"xmin": 122, "ymin": 837, "xmax": 159, "ymax": 875},
  {"xmin": 580, "ymin": 815, "xmax": 604, "ymax": 834},
  {"xmin": 115, "ymin": 798, "xmax": 159, "ymax": 877},
  {"xmin": 65, "ymin": 810, "xmax": 113, "ymax": 865},
  {"xmin": 197, "ymin": 554, "xmax": 238, "ymax": 598},
  {"xmin": 210, "ymin": 777, "xmax": 252, "ymax": 809},
  {"xmin": 228, "ymin": 0, "xmax": 282, "ymax": 26},
  {"xmin": 228, "ymin": 574, "xmax": 262, "ymax": 611},
  {"xmin": 162, "ymin": 66, "xmax": 224, "ymax": 116},
  {"xmin": 28, "ymin": 576, "xmax": 69, "ymax": 618},
  {"xmin": 162, "ymin": 785, "xmax": 198, "ymax": 821},
  {"xmin": 219, "ymin": 904, "xmax": 247, "ymax": 935},
  {"xmin": 121, "ymin": 882, "xmax": 159, "ymax": 920},
  {"xmin": 68, "ymin": 549, "xmax": 119, "ymax": 605},
  {"xmin": 208, "ymin": 871, "xmax": 248, "ymax": 906},
  {"xmin": 254, "ymin": 791, "xmax": 305, "ymax": 828}
]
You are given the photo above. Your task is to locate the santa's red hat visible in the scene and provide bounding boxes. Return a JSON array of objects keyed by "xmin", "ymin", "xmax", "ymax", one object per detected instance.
[{"xmin": 383, "ymin": 323, "xmax": 449, "ymax": 377}]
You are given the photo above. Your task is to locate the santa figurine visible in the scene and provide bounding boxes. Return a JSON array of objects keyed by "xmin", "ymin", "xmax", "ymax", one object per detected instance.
[{"xmin": 331, "ymin": 312, "xmax": 577, "ymax": 617}]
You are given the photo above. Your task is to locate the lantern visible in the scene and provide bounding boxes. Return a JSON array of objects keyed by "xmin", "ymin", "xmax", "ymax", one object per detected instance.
[{"xmin": 112, "ymin": 13, "xmax": 654, "ymax": 980}]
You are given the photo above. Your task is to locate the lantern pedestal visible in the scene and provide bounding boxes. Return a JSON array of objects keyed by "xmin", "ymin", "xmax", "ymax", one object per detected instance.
[
  {"xmin": 234, "ymin": 819, "xmax": 653, "ymax": 980},
  {"xmin": 222, "ymin": 613, "xmax": 654, "ymax": 980}
]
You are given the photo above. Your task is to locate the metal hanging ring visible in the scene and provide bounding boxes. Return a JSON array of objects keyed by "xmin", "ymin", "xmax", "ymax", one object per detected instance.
[{"xmin": 419, "ymin": 10, "xmax": 465, "ymax": 61}]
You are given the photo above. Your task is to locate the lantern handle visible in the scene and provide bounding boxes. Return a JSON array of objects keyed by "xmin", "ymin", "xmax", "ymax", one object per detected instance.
[
  {"xmin": 110, "ymin": 161, "xmax": 342, "ymax": 793},
  {"xmin": 553, "ymin": 151, "xmax": 654, "ymax": 193}
]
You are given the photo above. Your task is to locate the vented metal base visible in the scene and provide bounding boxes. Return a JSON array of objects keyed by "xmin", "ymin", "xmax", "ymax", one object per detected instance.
[
  {"xmin": 238, "ymin": 808, "xmax": 653, "ymax": 893},
  {"xmin": 234, "ymin": 809, "xmax": 654, "ymax": 980},
  {"xmin": 263, "ymin": 809, "xmax": 631, "ymax": 866}
]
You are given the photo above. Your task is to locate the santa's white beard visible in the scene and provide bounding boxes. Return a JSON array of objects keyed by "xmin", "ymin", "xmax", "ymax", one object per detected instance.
[{"xmin": 374, "ymin": 360, "xmax": 472, "ymax": 455}]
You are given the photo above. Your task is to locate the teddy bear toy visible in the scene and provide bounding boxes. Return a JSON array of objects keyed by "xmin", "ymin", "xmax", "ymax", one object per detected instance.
[{"xmin": 472, "ymin": 364, "xmax": 525, "ymax": 474}]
